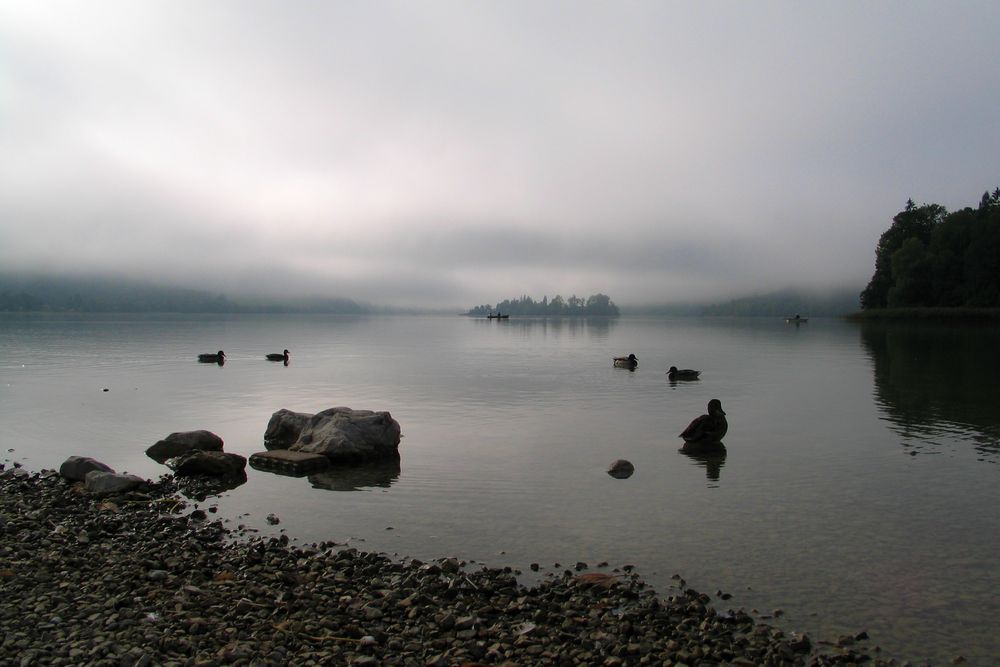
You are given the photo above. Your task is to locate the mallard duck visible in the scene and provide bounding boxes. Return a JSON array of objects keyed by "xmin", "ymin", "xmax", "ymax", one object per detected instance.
[
  {"xmin": 680, "ymin": 399, "xmax": 728, "ymax": 445},
  {"xmin": 613, "ymin": 353, "xmax": 638, "ymax": 368},
  {"xmin": 266, "ymin": 349, "xmax": 289, "ymax": 362},
  {"xmin": 197, "ymin": 350, "xmax": 225, "ymax": 364},
  {"xmin": 666, "ymin": 366, "xmax": 700, "ymax": 380}
]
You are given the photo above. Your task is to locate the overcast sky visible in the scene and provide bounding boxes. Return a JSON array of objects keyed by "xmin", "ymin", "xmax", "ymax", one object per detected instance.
[{"xmin": 1, "ymin": 1, "xmax": 998, "ymax": 307}]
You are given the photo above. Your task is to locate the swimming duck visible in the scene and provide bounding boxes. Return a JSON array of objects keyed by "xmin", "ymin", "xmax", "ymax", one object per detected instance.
[
  {"xmin": 680, "ymin": 398, "xmax": 728, "ymax": 445},
  {"xmin": 613, "ymin": 353, "xmax": 638, "ymax": 368},
  {"xmin": 666, "ymin": 366, "xmax": 700, "ymax": 380},
  {"xmin": 197, "ymin": 350, "xmax": 225, "ymax": 364},
  {"xmin": 266, "ymin": 349, "xmax": 289, "ymax": 362}
]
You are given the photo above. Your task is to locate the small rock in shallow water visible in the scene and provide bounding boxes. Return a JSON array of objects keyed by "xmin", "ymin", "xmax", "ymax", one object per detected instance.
[
  {"xmin": 266, "ymin": 513, "xmax": 280, "ymax": 525},
  {"xmin": 607, "ymin": 459, "xmax": 635, "ymax": 479}
]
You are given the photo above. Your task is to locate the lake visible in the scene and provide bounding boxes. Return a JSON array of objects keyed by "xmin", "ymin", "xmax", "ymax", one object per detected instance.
[{"xmin": 2, "ymin": 313, "xmax": 998, "ymax": 664}]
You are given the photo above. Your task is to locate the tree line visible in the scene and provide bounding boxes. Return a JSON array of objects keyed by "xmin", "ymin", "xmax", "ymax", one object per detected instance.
[
  {"xmin": 0, "ymin": 274, "xmax": 368, "ymax": 314},
  {"xmin": 466, "ymin": 293, "xmax": 620, "ymax": 317},
  {"xmin": 860, "ymin": 188, "xmax": 1000, "ymax": 309}
]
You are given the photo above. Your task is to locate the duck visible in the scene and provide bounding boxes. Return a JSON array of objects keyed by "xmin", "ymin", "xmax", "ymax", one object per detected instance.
[
  {"xmin": 680, "ymin": 398, "xmax": 728, "ymax": 445},
  {"xmin": 666, "ymin": 366, "xmax": 700, "ymax": 380},
  {"xmin": 197, "ymin": 350, "xmax": 225, "ymax": 364},
  {"xmin": 612, "ymin": 353, "xmax": 638, "ymax": 368},
  {"xmin": 266, "ymin": 349, "xmax": 289, "ymax": 362}
]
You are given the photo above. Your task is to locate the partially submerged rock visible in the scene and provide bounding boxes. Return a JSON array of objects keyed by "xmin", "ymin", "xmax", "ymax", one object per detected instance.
[
  {"xmin": 146, "ymin": 430, "xmax": 224, "ymax": 463},
  {"xmin": 169, "ymin": 450, "xmax": 247, "ymax": 477},
  {"xmin": 59, "ymin": 456, "xmax": 113, "ymax": 482},
  {"xmin": 249, "ymin": 450, "xmax": 331, "ymax": 476},
  {"xmin": 263, "ymin": 409, "xmax": 313, "ymax": 450},
  {"xmin": 266, "ymin": 407, "xmax": 401, "ymax": 463},
  {"xmin": 607, "ymin": 459, "xmax": 635, "ymax": 479}
]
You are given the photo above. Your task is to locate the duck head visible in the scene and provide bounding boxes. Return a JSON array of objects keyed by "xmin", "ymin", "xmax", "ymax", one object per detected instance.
[{"xmin": 707, "ymin": 398, "xmax": 725, "ymax": 415}]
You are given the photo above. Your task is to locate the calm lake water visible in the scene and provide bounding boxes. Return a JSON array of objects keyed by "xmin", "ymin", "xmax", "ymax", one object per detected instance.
[{"xmin": 2, "ymin": 313, "xmax": 999, "ymax": 664}]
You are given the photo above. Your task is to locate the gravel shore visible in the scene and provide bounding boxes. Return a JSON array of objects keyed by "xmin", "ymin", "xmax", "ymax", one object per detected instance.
[{"xmin": 1, "ymin": 465, "xmax": 895, "ymax": 667}]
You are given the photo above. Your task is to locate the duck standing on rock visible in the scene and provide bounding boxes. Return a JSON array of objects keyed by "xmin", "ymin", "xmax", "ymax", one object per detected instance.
[
  {"xmin": 266, "ymin": 349, "xmax": 290, "ymax": 363},
  {"xmin": 667, "ymin": 366, "xmax": 700, "ymax": 380},
  {"xmin": 197, "ymin": 350, "xmax": 225, "ymax": 364},
  {"xmin": 613, "ymin": 353, "xmax": 638, "ymax": 368},
  {"xmin": 679, "ymin": 399, "xmax": 728, "ymax": 453}
]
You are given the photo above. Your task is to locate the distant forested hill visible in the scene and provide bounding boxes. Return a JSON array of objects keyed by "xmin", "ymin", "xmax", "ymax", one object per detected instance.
[
  {"xmin": 700, "ymin": 288, "xmax": 861, "ymax": 317},
  {"xmin": 0, "ymin": 273, "xmax": 369, "ymax": 314},
  {"xmin": 860, "ymin": 188, "xmax": 1000, "ymax": 309},
  {"xmin": 466, "ymin": 293, "xmax": 620, "ymax": 317}
]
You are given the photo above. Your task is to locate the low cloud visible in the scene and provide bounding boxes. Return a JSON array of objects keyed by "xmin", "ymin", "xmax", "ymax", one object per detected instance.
[{"xmin": 1, "ymin": 2, "xmax": 997, "ymax": 307}]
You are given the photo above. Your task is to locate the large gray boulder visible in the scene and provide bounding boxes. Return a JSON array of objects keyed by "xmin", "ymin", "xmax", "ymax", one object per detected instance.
[
  {"xmin": 170, "ymin": 450, "xmax": 247, "ymax": 477},
  {"xmin": 267, "ymin": 407, "xmax": 401, "ymax": 463},
  {"xmin": 146, "ymin": 430, "xmax": 224, "ymax": 463},
  {"xmin": 60, "ymin": 456, "xmax": 114, "ymax": 482},
  {"xmin": 263, "ymin": 409, "xmax": 313, "ymax": 450},
  {"xmin": 85, "ymin": 470, "xmax": 145, "ymax": 495}
]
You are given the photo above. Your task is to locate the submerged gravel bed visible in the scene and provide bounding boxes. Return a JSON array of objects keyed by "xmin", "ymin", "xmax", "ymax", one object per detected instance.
[{"xmin": 1, "ymin": 465, "xmax": 897, "ymax": 667}]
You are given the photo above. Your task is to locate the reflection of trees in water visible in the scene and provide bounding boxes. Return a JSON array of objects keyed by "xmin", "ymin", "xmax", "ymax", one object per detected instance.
[
  {"xmin": 859, "ymin": 322, "xmax": 1000, "ymax": 456},
  {"xmin": 308, "ymin": 457, "xmax": 401, "ymax": 492},
  {"xmin": 474, "ymin": 317, "xmax": 616, "ymax": 339}
]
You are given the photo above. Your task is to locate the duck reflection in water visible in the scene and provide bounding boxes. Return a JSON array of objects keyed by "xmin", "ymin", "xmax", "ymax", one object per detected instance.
[
  {"xmin": 680, "ymin": 449, "xmax": 727, "ymax": 483},
  {"xmin": 308, "ymin": 457, "xmax": 401, "ymax": 492}
]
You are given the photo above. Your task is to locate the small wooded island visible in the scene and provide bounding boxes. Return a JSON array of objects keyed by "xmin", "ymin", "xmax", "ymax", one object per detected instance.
[
  {"xmin": 855, "ymin": 188, "xmax": 1000, "ymax": 318},
  {"xmin": 466, "ymin": 293, "xmax": 620, "ymax": 317}
]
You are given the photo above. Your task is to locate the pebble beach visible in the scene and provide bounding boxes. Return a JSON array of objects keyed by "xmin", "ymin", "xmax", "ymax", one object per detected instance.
[{"xmin": 1, "ymin": 465, "xmax": 898, "ymax": 667}]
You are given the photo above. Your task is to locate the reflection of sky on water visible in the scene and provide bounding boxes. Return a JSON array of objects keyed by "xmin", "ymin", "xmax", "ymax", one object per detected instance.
[
  {"xmin": 6, "ymin": 314, "xmax": 1000, "ymax": 665},
  {"xmin": 860, "ymin": 322, "xmax": 1000, "ymax": 462}
]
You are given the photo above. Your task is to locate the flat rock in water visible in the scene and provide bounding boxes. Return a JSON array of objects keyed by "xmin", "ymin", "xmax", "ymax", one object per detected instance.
[{"xmin": 249, "ymin": 450, "xmax": 331, "ymax": 476}]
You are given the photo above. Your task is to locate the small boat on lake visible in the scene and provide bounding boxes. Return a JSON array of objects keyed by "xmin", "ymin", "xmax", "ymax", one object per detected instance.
[
  {"xmin": 785, "ymin": 314, "xmax": 808, "ymax": 323},
  {"xmin": 487, "ymin": 313, "xmax": 509, "ymax": 319}
]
